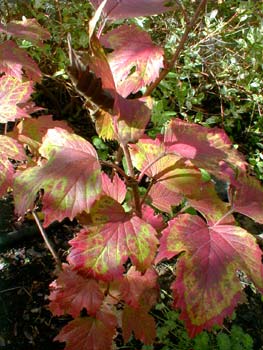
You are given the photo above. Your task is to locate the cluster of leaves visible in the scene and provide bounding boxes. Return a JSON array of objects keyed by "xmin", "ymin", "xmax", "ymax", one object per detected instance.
[
  {"xmin": 1, "ymin": 1, "xmax": 263, "ymax": 349},
  {"xmin": 141, "ymin": 0, "xmax": 263, "ymax": 179}
]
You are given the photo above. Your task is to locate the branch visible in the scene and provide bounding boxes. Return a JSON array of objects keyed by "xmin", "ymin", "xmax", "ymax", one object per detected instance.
[
  {"xmin": 144, "ymin": 0, "xmax": 207, "ymax": 97},
  {"xmin": 32, "ymin": 210, "xmax": 62, "ymax": 270}
]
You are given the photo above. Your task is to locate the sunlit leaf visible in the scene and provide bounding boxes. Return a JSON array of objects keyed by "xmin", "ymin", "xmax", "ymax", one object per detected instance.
[
  {"xmin": 68, "ymin": 196, "xmax": 158, "ymax": 280},
  {"xmin": 90, "ymin": 0, "xmax": 174, "ymax": 19},
  {"xmin": 232, "ymin": 174, "xmax": 263, "ymax": 224},
  {"xmin": 164, "ymin": 119, "xmax": 247, "ymax": 175},
  {"xmin": 101, "ymin": 172, "xmax": 126, "ymax": 203},
  {"xmin": 14, "ymin": 128, "xmax": 101, "ymax": 226},
  {"xmin": 141, "ymin": 204, "xmax": 165, "ymax": 231},
  {"xmin": 0, "ymin": 75, "xmax": 33, "ymax": 123},
  {"xmin": 101, "ymin": 24, "xmax": 164, "ymax": 97},
  {"xmin": 0, "ymin": 18, "xmax": 50, "ymax": 46},
  {"xmin": 156, "ymin": 214, "xmax": 263, "ymax": 337},
  {"xmin": 10, "ymin": 115, "xmax": 73, "ymax": 154},
  {"xmin": 0, "ymin": 135, "xmax": 26, "ymax": 196}
]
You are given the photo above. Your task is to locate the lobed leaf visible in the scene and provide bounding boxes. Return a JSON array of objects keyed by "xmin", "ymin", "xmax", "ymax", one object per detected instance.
[
  {"xmin": 156, "ymin": 214, "xmax": 263, "ymax": 337},
  {"xmin": 101, "ymin": 172, "xmax": 126, "ymax": 203},
  {"xmin": 0, "ymin": 135, "xmax": 26, "ymax": 196},
  {"xmin": 164, "ymin": 119, "xmax": 247, "ymax": 175},
  {"xmin": 0, "ymin": 135, "xmax": 26, "ymax": 161},
  {"xmin": 0, "ymin": 18, "xmax": 50, "ymax": 46},
  {"xmin": 68, "ymin": 196, "xmax": 158, "ymax": 280},
  {"xmin": 0, "ymin": 40, "xmax": 42, "ymax": 81},
  {"xmin": 0, "ymin": 75, "xmax": 33, "ymax": 123},
  {"xmin": 120, "ymin": 266, "xmax": 159, "ymax": 309},
  {"xmin": 232, "ymin": 174, "xmax": 263, "ymax": 224},
  {"xmin": 101, "ymin": 24, "xmax": 164, "ymax": 97},
  {"xmin": 49, "ymin": 265, "xmax": 104, "ymax": 317},
  {"xmin": 130, "ymin": 135, "xmax": 180, "ymax": 178},
  {"xmin": 141, "ymin": 204, "xmax": 165, "ymax": 231},
  {"xmin": 122, "ymin": 305, "xmax": 156, "ymax": 345},
  {"xmin": 90, "ymin": 0, "xmax": 175, "ymax": 19},
  {"xmin": 9, "ymin": 115, "xmax": 73, "ymax": 154},
  {"xmin": 14, "ymin": 128, "xmax": 101, "ymax": 226},
  {"xmin": 54, "ymin": 308, "xmax": 117, "ymax": 350},
  {"xmin": 0, "ymin": 158, "xmax": 14, "ymax": 197}
]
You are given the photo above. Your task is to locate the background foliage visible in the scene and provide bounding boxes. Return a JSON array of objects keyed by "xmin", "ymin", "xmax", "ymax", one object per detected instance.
[{"xmin": 1, "ymin": 0, "xmax": 263, "ymax": 349}]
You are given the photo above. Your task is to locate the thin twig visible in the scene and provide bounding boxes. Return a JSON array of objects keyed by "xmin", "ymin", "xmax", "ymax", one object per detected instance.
[
  {"xmin": 31, "ymin": 210, "xmax": 62, "ymax": 270},
  {"xmin": 144, "ymin": 0, "xmax": 208, "ymax": 97}
]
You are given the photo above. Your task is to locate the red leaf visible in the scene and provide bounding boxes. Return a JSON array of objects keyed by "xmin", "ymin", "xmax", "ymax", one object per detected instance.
[
  {"xmin": 49, "ymin": 265, "xmax": 104, "ymax": 317},
  {"xmin": 164, "ymin": 119, "xmax": 247, "ymax": 175},
  {"xmin": 10, "ymin": 115, "xmax": 73, "ymax": 154},
  {"xmin": 0, "ymin": 135, "xmax": 26, "ymax": 161},
  {"xmin": 68, "ymin": 196, "xmax": 158, "ymax": 280},
  {"xmin": 0, "ymin": 41, "xmax": 42, "ymax": 81},
  {"xmin": 114, "ymin": 94, "xmax": 151, "ymax": 143},
  {"xmin": 14, "ymin": 128, "xmax": 101, "ymax": 226},
  {"xmin": 120, "ymin": 266, "xmax": 159, "ymax": 309},
  {"xmin": 0, "ymin": 75, "xmax": 33, "ymax": 123},
  {"xmin": 0, "ymin": 135, "xmax": 26, "ymax": 196},
  {"xmin": 101, "ymin": 172, "xmax": 126, "ymax": 203},
  {"xmin": 122, "ymin": 305, "xmax": 156, "ymax": 345},
  {"xmin": 90, "ymin": 0, "xmax": 174, "ymax": 19},
  {"xmin": 0, "ymin": 18, "xmax": 50, "ymax": 46},
  {"xmin": 141, "ymin": 204, "xmax": 165, "ymax": 231},
  {"xmin": 55, "ymin": 308, "xmax": 117, "ymax": 350},
  {"xmin": 232, "ymin": 174, "xmax": 263, "ymax": 224},
  {"xmin": 156, "ymin": 214, "xmax": 263, "ymax": 337},
  {"xmin": 0, "ymin": 158, "xmax": 14, "ymax": 197},
  {"xmin": 83, "ymin": 31, "xmax": 151, "ymax": 143},
  {"xmin": 101, "ymin": 24, "xmax": 164, "ymax": 97},
  {"xmin": 130, "ymin": 135, "xmax": 181, "ymax": 178},
  {"xmin": 148, "ymin": 181, "xmax": 183, "ymax": 213}
]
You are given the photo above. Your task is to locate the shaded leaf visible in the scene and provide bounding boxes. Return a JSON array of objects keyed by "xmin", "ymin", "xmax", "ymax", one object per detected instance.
[
  {"xmin": 120, "ymin": 266, "xmax": 159, "ymax": 309},
  {"xmin": 68, "ymin": 196, "xmax": 158, "ymax": 280},
  {"xmin": 114, "ymin": 94, "xmax": 151, "ymax": 144},
  {"xmin": 90, "ymin": 0, "xmax": 174, "ymax": 19},
  {"xmin": 122, "ymin": 305, "xmax": 156, "ymax": 345},
  {"xmin": 14, "ymin": 128, "xmax": 101, "ymax": 226},
  {"xmin": 0, "ymin": 18, "xmax": 50, "ymax": 46},
  {"xmin": 101, "ymin": 24, "xmax": 164, "ymax": 97},
  {"xmin": 55, "ymin": 309, "xmax": 117, "ymax": 350},
  {"xmin": 0, "ymin": 75, "xmax": 33, "ymax": 123},
  {"xmin": 49, "ymin": 265, "xmax": 104, "ymax": 317},
  {"xmin": 0, "ymin": 40, "xmax": 42, "ymax": 81},
  {"xmin": 156, "ymin": 214, "xmax": 263, "ymax": 337}
]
